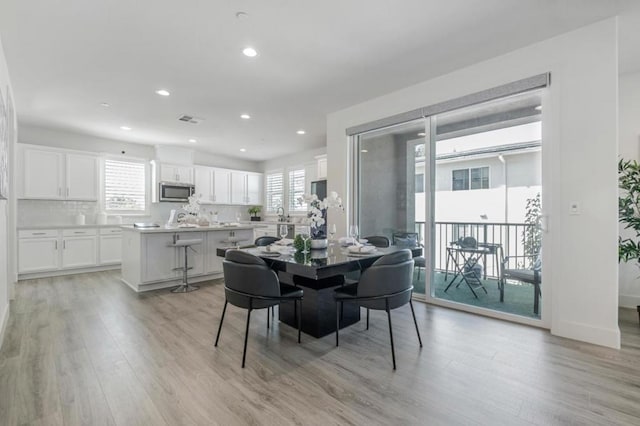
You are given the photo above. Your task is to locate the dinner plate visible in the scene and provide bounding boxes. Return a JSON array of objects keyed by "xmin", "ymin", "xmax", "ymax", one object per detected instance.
[
  {"xmin": 347, "ymin": 250, "xmax": 377, "ymax": 257},
  {"xmin": 258, "ymin": 251, "xmax": 281, "ymax": 257}
]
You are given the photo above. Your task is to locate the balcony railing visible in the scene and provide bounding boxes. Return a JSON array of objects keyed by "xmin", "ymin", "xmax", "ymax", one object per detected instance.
[{"xmin": 415, "ymin": 221, "xmax": 537, "ymax": 279}]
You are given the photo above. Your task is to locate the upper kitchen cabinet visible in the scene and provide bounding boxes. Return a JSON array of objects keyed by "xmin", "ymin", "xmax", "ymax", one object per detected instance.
[
  {"xmin": 158, "ymin": 163, "xmax": 194, "ymax": 184},
  {"xmin": 213, "ymin": 169, "xmax": 231, "ymax": 204},
  {"xmin": 316, "ymin": 154, "xmax": 327, "ymax": 179},
  {"xmin": 230, "ymin": 171, "xmax": 263, "ymax": 205},
  {"xmin": 195, "ymin": 166, "xmax": 233, "ymax": 204},
  {"xmin": 19, "ymin": 145, "xmax": 98, "ymax": 200}
]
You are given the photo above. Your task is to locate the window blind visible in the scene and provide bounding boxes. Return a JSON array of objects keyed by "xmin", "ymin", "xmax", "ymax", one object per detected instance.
[
  {"xmin": 265, "ymin": 172, "xmax": 284, "ymax": 213},
  {"xmin": 104, "ymin": 159, "xmax": 146, "ymax": 212},
  {"xmin": 288, "ymin": 168, "xmax": 306, "ymax": 212}
]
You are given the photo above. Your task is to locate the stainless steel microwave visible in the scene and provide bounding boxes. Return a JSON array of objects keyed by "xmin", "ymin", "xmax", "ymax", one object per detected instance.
[{"xmin": 159, "ymin": 182, "xmax": 195, "ymax": 202}]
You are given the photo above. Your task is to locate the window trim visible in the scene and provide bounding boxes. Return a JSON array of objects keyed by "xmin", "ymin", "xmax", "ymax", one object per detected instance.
[
  {"xmin": 101, "ymin": 156, "xmax": 150, "ymax": 216},
  {"xmin": 264, "ymin": 169, "xmax": 285, "ymax": 214}
]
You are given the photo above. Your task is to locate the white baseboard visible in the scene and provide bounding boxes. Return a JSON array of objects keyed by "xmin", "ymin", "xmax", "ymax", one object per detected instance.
[
  {"xmin": 18, "ymin": 264, "xmax": 120, "ymax": 281},
  {"xmin": 619, "ymin": 293, "xmax": 640, "ymax": 309},
  {"xmin": 0, "ymin": 303, "xmax": 9, "ymax": 351},
  {"xmin": 552, "ymin": 319, "xmax": 621, "ymax": 349}
]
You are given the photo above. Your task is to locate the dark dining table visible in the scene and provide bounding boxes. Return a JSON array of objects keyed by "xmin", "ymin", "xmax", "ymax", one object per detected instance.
[{"xmin": 217, "ymin": 244, "xmax": 422, "ymax": 338}]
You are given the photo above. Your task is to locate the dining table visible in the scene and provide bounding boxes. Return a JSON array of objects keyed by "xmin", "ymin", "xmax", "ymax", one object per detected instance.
[{"xmin": 216, "ymin": 244, "xmax": 423, "ymax": 338}]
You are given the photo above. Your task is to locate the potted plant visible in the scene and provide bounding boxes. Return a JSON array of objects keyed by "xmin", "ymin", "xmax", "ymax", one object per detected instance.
[
  {"xmin": 248, "ymin": 205, "xmax": 262, "ymax": 222},
  {"xmin": 618, "ymin": 158, "xmax": 640, "ymax": 323}
]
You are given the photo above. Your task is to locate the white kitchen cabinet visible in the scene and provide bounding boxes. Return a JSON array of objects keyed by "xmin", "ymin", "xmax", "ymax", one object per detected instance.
[
  {"xmin": 213, "ymin": 169, "xmax": 231, "ymax": 204},
  {"xmin": 20, "ymin": 146, "xmax": 98, "ymax": 200},
  {"xmin": 230, "ymin": 171, "xmax": 263, "ymax": 205},
  {"xmin": 316, "ymin": 155, "xmax": 328, "ymax": 179},
  {"xmin": 61, "ymin": 229, "xmax": 97, "ymax": 269},
  {"xmin": 23, "ymin": 148, "xmax": 64, "ymax": 199},
  {"xmin": 246, "ymin": 173, "xmax": 263, "ymax": 205},
  {"xmin": 142, "ymin": 233, "xmax": 177, "ymax": 283},
  {"xmin": 230, "ymin": 172, "xmax": 246, "ymax": 204},
  {"xmin": 99, "ymin": 228, "xmax": 122, "ymax": 265},
  {"xmin": 18, "ymin": 237, "xmax": 60, "ymax": 273},
  {"xmin": 175, "ymin": 232, "xmax": 205, "ymax": 277},
  {"xmin": 195, "ymin": 167, "xmax": 214, "ymax": 203},
  {"xmin": 159, "ymin": 163, "xmax": 194, "ymax": 184},
  {"xmin": 66, "ymin": 154, "xmax": 98, "ymax": 200}
]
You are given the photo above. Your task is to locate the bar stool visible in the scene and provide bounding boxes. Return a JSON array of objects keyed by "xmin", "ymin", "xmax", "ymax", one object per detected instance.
[{"xmin": 169, "ymin": 237, "xmax": 203, "ymax": 293}]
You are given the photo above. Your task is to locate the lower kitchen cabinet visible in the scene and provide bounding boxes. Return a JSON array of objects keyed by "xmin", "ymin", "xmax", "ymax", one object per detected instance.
[
  {"xmin": 18, "ymin": 237, "xmax": 59, "ymax": 273},
  {"xmin": 141, "ymin": 233, "xmax": 177, "ymax": 283},
  {"xmin": 99, "ymin": 235, "xmax": 122, "ymax": 265}
]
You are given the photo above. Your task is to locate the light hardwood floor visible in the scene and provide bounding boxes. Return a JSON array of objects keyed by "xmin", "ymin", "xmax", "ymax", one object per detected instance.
[{"xmin": 1, "ymin": 271, "xmax": 639, "ymax": 425}]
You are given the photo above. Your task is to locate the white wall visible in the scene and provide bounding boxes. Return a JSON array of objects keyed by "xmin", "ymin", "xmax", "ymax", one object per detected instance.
[
  {"xmin": 327, "ymin": 19, "xmax": 620, "ymax": 348},
  {"xmin": 0, "ymin": 36, "xmax": 16, "ymax": 347},
  {"xmin": 618, "ymin": 71, "xmax": 640, "ymax": 308}
]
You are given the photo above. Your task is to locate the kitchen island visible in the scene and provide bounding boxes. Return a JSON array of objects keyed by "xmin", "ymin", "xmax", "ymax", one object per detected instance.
[{"xmin": 120, "ymin": 224, "xmax": 259, "ymax": 292}]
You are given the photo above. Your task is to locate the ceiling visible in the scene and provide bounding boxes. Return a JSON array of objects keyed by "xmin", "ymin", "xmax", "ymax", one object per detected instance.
[{"xmin": 1, "ymin": 0, "xmax": 639, "ymax": 161}]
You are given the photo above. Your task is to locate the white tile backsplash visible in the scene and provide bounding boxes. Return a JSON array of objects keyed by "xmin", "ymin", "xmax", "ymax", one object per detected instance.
[{"xmin": 18, "ymin": 200, "xmax": 251, "ymax": 227}]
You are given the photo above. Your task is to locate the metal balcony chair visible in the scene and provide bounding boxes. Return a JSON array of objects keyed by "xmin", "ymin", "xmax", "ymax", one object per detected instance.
[
  {"xmin": 334, "ymin": 249, "xmax": 422, "ymax": 369},
  {"xmin": 501, "ymin": 252, "xmax": 542, "ymax": 315},
  {"xmin": 215, "ymin": 250, "xmax": 303, "ymax": 368}
]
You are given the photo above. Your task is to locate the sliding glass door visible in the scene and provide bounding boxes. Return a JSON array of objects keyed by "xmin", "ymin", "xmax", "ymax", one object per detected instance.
[
  {"xmin": 430, "ymin": 90, "xmax": 543, "ymax": 319},
  {"xmin": 355, "ymin": 119, "xmax": 428, "ymax": 295}
]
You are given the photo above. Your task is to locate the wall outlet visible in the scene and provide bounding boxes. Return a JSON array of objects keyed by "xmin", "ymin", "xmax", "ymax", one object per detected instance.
[{"xmin": 569, "ymin": 202, "xmax": 581, "ymax": 215}]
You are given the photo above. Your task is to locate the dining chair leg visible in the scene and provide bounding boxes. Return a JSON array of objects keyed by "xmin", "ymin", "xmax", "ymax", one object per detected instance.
[
  {"xmin": 272, "ymin": 305, "xmax": 275, "ymax": 318},
  {"xmin": 242, "ymin": 300, "xmax": 253, "ymax": 368},
  {"xmin": 267, "ymin": 307, "xmax": 270, "ymax": 329},
  {"xmin": 417, "ymin": 266, "xmax": 421, "ymax": 280},
  {"xmin": 335, "ymin": 301, "xmax": 340, "ymax": 347},
  {"xmin": 366, "ymin": 308, "xmax": 370, "ymax": 330},
  {"xmin": 409, "ymin": 300, "xmax": 423, "ymax": 347},
  {"xmin": 386, "ymin": 299, "xmax": 396, "ymax": 370},
  {"xmin": 297, "ymin": 299, "xmax": 302, "ymax": 343},
  {"xmin": 214, "ymin": 300, "xmax": 228, "ymax": 347}
]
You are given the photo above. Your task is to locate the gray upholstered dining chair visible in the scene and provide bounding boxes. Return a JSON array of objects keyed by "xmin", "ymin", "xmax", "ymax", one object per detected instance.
[
  {"xmin": 393, "ymin": 232, "xmax": 426, "ymax": 279},
  {"xmin": 254, "ymin": 236, "xmax": 281, "ymax": 246},
  {"xmin": 215, "ymin": 250, "xmax": 303, "ymax": 368},
  {"xmin": 334, "ymin": 249, "xmax": 422, "ymax": 369},
  {"xmin": 363, "ymin": 235, "xmax": 390, "ymax": 248},
  {"xmin": 501, "ymin": 250, "xmax": 542, "ymax": 315}
]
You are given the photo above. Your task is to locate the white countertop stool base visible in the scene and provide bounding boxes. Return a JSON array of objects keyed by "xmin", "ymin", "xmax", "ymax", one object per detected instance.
[{"xmin": 169, "ymin": 238, "xmax": 203, "ymax": 293}]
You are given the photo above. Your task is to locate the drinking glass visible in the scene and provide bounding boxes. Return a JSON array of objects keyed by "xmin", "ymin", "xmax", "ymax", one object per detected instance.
[
  {"xmin": 279, "ymin": 224, "xmax": 288, "ymax": 240},
  {"xmin": 235, "ymin": 212, "xmax": 242, "ymax": 223},
  {"xmin": 301, "ymin": 233, "xmax": 311, "ymax": 254},
  {"xmin": 328, "ymin": 224, "xmax": 337, "ymax": 241},
  {"xmin": 349, "ymin": 225, "xmax": 359, "ymax": 244}
]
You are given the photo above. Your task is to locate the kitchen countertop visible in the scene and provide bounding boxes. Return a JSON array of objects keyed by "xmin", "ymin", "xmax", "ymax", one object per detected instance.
[
  {"xmin": 18, "ymin": 224, "xmax": 126, "ymax": 230},
  {"xmin": 120, "ymin": 224, "xmax": 259, "ymax": 233}
]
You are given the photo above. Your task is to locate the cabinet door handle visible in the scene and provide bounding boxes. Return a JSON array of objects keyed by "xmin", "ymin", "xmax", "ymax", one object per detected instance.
[
  {"xmin": 33, "ymin": 232, "xmax": 46, "ymax": 235},
  {"xmin": 63, "ymin": 240, "xmax": 66, "ymax": 249},
  {"xmin": 74, "ymin": 231, "xmax": 84, "ymax": 234},
  {"xmin": 55, "ymin": 240, "xmax": 58, "ymax": 250},
  {"xmin": 66, "ymin": 188, "xmax": 70, "ymax": 197}
]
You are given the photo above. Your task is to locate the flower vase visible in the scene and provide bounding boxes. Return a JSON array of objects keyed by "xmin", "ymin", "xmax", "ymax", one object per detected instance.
[{"xmin": 310, "ymin": 238, "xmax": 328, "ymax": 250}]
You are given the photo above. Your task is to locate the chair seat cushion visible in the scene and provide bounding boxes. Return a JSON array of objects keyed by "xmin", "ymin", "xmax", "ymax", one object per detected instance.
[
  {"xmin": 334, "ymin": 283, "xmax": 359, "ymax": 298},
  {"xmin": 504, "ymin": 268, "xmax": 539, "ymax": 284},
  {"xmin": 414, "ymin": 256, "xmax": 426, "ymax": 268},
  {"xmin": 279, "ymin": 283, "xmax": 303, "ymax": 298}
]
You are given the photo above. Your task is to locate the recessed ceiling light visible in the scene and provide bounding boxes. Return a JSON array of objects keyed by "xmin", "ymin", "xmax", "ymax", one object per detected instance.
[
  {"xmin": 100, "ymin": 102, "xmax": 110, "ymax": 108},
  {"xmin": 240, "ymin": 114, "xmax": 251, "ymax": 119},
  {"xmin": 296, "ymin": 130, "xmax": 306, "ymax": 135},
  {"xmin": 242, "ymin": 47, "xmax": 257, "ymax": 57},
  {"xmin": 155, "ymin": 89, "xmax": 170, "ymax": 96},
  {"xmin": 535, "ymin": 105, "xmax": 542, "ymax": 111},
  {"xmin": 120, "ymin": 126, "xmax": 132, "ymax": 131},
  {"xmin": 361, "ymin": 149, "xmax": 368, "ymax": 153},
  {"xmin": 417, "ymin": 132, "xmax": 426, "ymax": 137},
  {"xmin": 188, "ymin": 139, "xmax": 197, "ymax": 143},
  {"xmin": 240, "ymin": 148, "xmax": 247, "ymax": 152}
]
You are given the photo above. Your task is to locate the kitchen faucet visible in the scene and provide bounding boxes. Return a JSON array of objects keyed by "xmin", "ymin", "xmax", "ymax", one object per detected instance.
[{"xmin": 277, "ymin": 207, "xmax": 286, "ymax": 222}]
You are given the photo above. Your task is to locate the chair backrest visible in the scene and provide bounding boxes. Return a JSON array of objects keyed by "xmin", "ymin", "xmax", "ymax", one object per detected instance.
[
  {"xmin": 357, "ymin": 249, "xmax": 415, "ymax": 310},
  {"xmin": 392, "ymin": 232, "xmax": 419, "ymax": 248},
  {"xmin": 363, "ymin": 235, "xmax": 390, "ymax": 248},
  {"xmin": 254, "ymin": 236, "xmax": 281, "ymax": 246},
  {"xmin": 223, "ymin": 250, "xmax": 281, "ymax": 309}
]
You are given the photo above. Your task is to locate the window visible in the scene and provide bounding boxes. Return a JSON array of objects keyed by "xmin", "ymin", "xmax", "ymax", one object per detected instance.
[
  {"xmin": 452, "ymin": 167, "xmax": 489, "ymax": 191},
  {"xmin": 288, "ymin": 168, "xmax": 306, "ymax": 213},
  {"xmin": 415, "ymin": 173, "xmax": 425, "ymax": 193},
  {"xmin": 265, "ymin": 171, "xmax": 284, "ymax": 213},
  {"xmin": 104, "ymin": 159, "xmax": 147, "ymax": 212}
]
